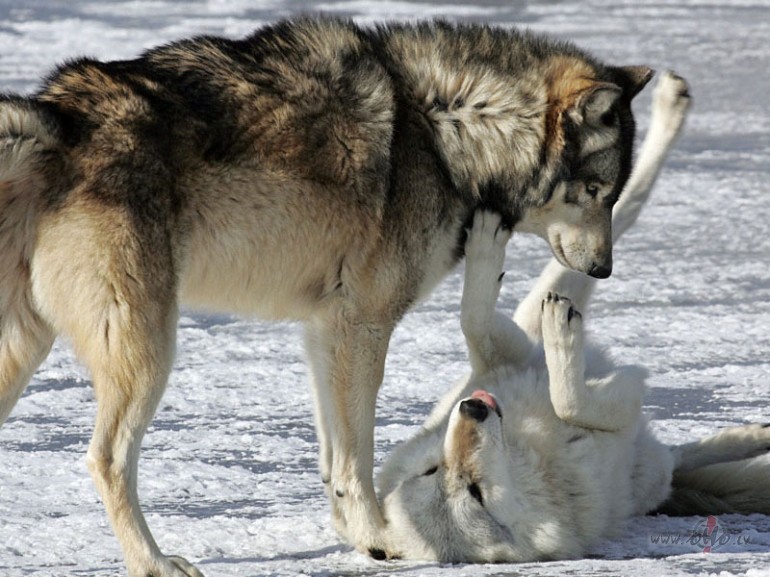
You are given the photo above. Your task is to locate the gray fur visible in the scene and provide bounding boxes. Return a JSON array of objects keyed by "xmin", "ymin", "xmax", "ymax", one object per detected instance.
[{"xmin": 1, "ymin": 18, "xmax": 653, "ymax": 575}]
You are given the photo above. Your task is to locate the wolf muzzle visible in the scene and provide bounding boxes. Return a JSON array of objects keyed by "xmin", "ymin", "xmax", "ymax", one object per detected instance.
[
  {"xmin": 588, "ymin": 263, "xmax": 612, "ymax": 279},
  {"xmin": 587, "ymin": 253, "xmax": 613, "ymax": 279}
]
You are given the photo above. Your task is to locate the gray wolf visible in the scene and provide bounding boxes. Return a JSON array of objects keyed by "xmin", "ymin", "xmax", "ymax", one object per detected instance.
[
  {"xmin": 0, "ymin": 18, "xmax": 653, "ymax": 575},
  {"xmin": 378, "ymin": 71, "xmax": 770, "ymax": 563}
]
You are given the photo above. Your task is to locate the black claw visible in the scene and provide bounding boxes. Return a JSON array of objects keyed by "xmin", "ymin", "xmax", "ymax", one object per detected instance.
[
  {"xmin": 762, "ymin": 423, "xmax": 770, "ymax": 428},
  {"xmin": 498, "ymin": 272, "xmax": 505, "ymax": 282},
  {"xmin": 369, "ymin": 548, "xmax": 388, "ymax": 561},
  {"xmin": 567, "ymin": 307, "xmax": 581, "ymax": 322},
  {"xmin": 335, "ymin": 488, "xmax": 344, "ymax": 498}
]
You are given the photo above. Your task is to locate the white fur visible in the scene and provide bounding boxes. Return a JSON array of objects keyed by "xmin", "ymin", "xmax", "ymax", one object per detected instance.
[{"xmin": 378, "ymin": 72, "xmax": 706, "ymax": 562}]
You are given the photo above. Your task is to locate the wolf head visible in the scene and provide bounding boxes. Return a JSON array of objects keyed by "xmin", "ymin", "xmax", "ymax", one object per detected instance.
[
  {"xmin": 383, "ymin": 24, "xmax": 652, "ymax": 278},
  {"xmin": 379, "ymin": 389, "xmax": 578, "ymax": 563},
  {"xmin": 514, "ymin": 64, "xmax": 654, "ymax": 278}
]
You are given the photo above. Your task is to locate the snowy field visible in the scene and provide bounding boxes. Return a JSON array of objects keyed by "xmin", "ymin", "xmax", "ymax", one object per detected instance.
[{"xmin": 1, "ymin": 1, "xmax": 769, "ymax": 576}]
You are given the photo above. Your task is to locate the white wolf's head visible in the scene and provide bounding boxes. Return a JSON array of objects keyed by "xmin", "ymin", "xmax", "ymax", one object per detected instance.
[{"xmin": 379, "ymin": 389, "xmax": 577, "ymax": 563}]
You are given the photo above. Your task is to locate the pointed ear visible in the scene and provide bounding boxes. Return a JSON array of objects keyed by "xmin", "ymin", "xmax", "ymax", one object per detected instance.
[
  {"xmin": 614, "ymin": 65, "xmax": 655, "ymax": 100},
  {"xmin": 568, "ymin": 83, "xmax": 622, "ymax": 126}
]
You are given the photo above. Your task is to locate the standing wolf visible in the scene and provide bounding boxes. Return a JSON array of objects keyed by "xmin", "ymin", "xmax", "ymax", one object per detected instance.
[
  {"xmin": 0, "ymin": 18, "xmax": 653, "ymax": 575},
  {"xmin": 379, "ymin": 72, "xmax": 770, "ymax": 562}
]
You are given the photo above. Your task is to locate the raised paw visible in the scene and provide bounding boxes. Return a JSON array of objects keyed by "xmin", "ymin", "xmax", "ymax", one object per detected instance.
[
  {"xmin": 653, "ymin": 70, "xmax": 691, "ymax": 126},
  {"xmin": 541, "ymin": 292, "xmax": 583, "ymax": 350},
  {"xmin": 464, "ymin": 210, "xmax": 511, "ymax": 272}
]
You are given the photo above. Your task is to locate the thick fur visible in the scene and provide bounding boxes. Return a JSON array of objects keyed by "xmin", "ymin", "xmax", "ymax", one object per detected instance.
[
  {"xmin": 379, "ymin": 73, "xmax": 770, "ymax": 563},
  {"xmin": 0, "ymin": 19, "xmax": 655, "ymax": 575}
]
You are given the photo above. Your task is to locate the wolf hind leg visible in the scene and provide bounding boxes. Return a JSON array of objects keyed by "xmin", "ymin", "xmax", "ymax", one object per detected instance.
[
  {"xmin": 672, "ymin": 423, "xmax": 770, "ymax": 472},
  {"xmin": 656, "ymin": 425, "xmax": 770, "ymax": 516},
  {"xmin": 80, "ymin": 287, "xmax": 201, "ymax": 577},
  {"xmin": 31, "ymin": 204, "xmax": 202, "ymax": 577},
  {"xmin": 542, "ymin": 293, "xmax": 645, "ymax": 431},
  {"xmin": 513, "ymin": 71, "xmax": 691, "ymax": 341},
  {"xmin": 84, "ymin": 309, "xmax": 201, "ymax": 577},
  {"xmin": 0, "ymin": 295, "xmax": 55, "ymax": 425}
]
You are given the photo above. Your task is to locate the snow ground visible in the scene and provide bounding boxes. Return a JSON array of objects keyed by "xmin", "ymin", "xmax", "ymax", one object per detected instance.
[{"xmin": 0, "ymin": 1, "xmax": 769, "ymax": 576}]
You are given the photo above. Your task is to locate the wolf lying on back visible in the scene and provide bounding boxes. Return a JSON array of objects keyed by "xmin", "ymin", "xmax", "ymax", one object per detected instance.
[{"xmin": 378, "ymin": 72, "xmax": 770, "ymax": 563}]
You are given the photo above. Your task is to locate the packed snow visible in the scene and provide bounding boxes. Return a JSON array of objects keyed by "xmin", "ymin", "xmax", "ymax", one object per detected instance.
[{"xmin": 1, "ymin": 1, "xmax": 768, "ymax": 576}]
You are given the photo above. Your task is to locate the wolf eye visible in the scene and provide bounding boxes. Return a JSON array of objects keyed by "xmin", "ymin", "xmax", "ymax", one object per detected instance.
[
  {"xmin": 423, "ymin": 466, "xmax": 438, "ymax": 476},
  {"xmin": 585, "ymin": 183, "xmax": 600, "ymax": 197},
  {"xmin": 467, "ymin": 482, "xmax": 484, "ymax": 505}
]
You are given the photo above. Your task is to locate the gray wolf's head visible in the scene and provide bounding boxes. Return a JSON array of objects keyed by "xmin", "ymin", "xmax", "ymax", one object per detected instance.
[
  {"xmin": 513, "ymin": 65, "xmax": 654, "ymax": 278},
  {"xmin": 379, "ymin": 389, "xmax": 576, "ymax": 563},
  {"xmin": 405, "ymin": 23, "xmax": 654, "ymax": 278}
]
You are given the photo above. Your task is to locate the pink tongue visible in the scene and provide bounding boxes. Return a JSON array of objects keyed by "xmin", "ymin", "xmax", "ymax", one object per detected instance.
[{"xmin": 471, "ymin": 390, "xmax": 498, "ymax": 411}]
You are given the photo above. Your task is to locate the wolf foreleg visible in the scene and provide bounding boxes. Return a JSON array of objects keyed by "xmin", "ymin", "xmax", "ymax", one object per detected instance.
[
  {"xmin": 461, "ymin": 211, "xmax": 532, "ymax": 374},
  {"xmin": 542, "ymin": 293, "xmax": 645, "ymax": 431},
  {"xmin": 308, "ymin": 311, "xmax": 395, "ymax": 558}
]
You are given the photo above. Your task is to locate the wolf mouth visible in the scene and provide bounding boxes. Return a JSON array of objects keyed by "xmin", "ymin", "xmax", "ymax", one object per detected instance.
[{"xmin": 550, "ymin": 232, "xmax": 571, "ymax": 270}]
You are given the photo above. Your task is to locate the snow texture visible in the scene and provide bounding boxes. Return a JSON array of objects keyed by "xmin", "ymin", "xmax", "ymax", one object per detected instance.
[{"xmin": 1, "ymin": 1, "xmax": 769, "ymax": 576}]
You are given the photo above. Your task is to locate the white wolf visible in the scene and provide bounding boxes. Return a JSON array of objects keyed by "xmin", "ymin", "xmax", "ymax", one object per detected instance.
[{"xmin": 377, "ymin": 72, "xmax": 770, "ymax": 563}]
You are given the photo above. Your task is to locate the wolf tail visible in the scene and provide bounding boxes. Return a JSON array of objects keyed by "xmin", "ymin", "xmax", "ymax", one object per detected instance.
[
  {"xmin": 0, "ymin": 96, "xmax": 63, "ymax": 188},
  {"xmin": 0, "ymin": 96, "xmax": 62, "ymax": 424},
  {"xmin": 653, "ymin": 424, "xmax": 770, "ymax": 516},
  {"xmin": 513, "ymin": 71, "xmax": 691, "ymax": 340}
]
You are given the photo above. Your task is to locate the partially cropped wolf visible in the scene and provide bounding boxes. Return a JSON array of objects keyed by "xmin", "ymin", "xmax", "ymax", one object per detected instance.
[
  {"xmin": 0, "ymin": 18, "xmax": 655, "ymax": 576},
  {"xmin": 378, "ymin": 72, "xmax": 770, "ymax": 563}
]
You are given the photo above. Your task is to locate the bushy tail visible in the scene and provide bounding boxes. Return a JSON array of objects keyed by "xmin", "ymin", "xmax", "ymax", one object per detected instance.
[
  {"xmin": 654, "ymin": 424, "xmax": 770, "ymax": 516},
  {"xmin": 0, "ymin": 95, "xmax": 61, "ymax": 183},
  {"xmin": 513, "ymin": 71, "xmax": 691, "ymax": 340},
  {"xmin": 0, "ymin": 95, "xmax": 62, "ymax": 425},
  {"xmin": 0, "ymin": 95, "xmax": 63, "ymax": 290}
]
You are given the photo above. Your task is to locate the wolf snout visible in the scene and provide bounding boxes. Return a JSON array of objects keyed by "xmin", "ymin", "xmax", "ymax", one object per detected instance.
[
  {"xmin": 460, "ymin": 390, "xmax": 501, "ymax": 421},
  {"xmin": 460, "ymin": 398, "xmax": 490, "ymax": 422},
  {"xmin": 587, "ymin": 253, "xmax": 612, "ymax": 279},
  {"xmin": 588, "ymin": 263, "xmax": 612, "ymax": 279}
]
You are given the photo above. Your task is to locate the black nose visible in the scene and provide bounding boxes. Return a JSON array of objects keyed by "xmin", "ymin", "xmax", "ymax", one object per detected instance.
[
  {"xmin": 460, "ymin": 398, "xmax": 489, "ymax": 422},
  {"xmin": 588, "ymin": 263, "xmax": 612, "ymax": 279}
]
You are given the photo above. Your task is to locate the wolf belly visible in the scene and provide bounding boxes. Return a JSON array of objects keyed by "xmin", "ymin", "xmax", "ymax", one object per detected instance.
[{"xmin": 178, "ymin": 167, "xmax": 381, "ymax": 320}]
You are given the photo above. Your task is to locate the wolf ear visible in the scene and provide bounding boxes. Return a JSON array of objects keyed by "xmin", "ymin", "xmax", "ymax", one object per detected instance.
[
  {"xmin": 569, "ymin": 83, "xmax": 622, "ymax": 126},
  {"xmin": 613, "ymin": 65, "xmax": 655, "ymax": 100}
]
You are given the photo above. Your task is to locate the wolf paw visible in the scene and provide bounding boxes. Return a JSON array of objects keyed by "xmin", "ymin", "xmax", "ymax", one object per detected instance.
[
  {"xmin": 167, "ymin": 556, "xmax": 205, "ymax": 577},
  {"xmin": 653, "ymin": 71, "xmax": 691, "ymax": 127},
  {"xmin": 718, "ymin": 423, "xmax": 770, "ymax": 460},
  {"xmin": 140, "ymin": 555, "xmax": 205, "ymax": 577},
  {"xmin": 541, "ymin": 292, "xmax": 583, "ymax": 350},
  {"xmin": 465, "ymin": 210, "xmax": 511, "ymax": 274}
]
